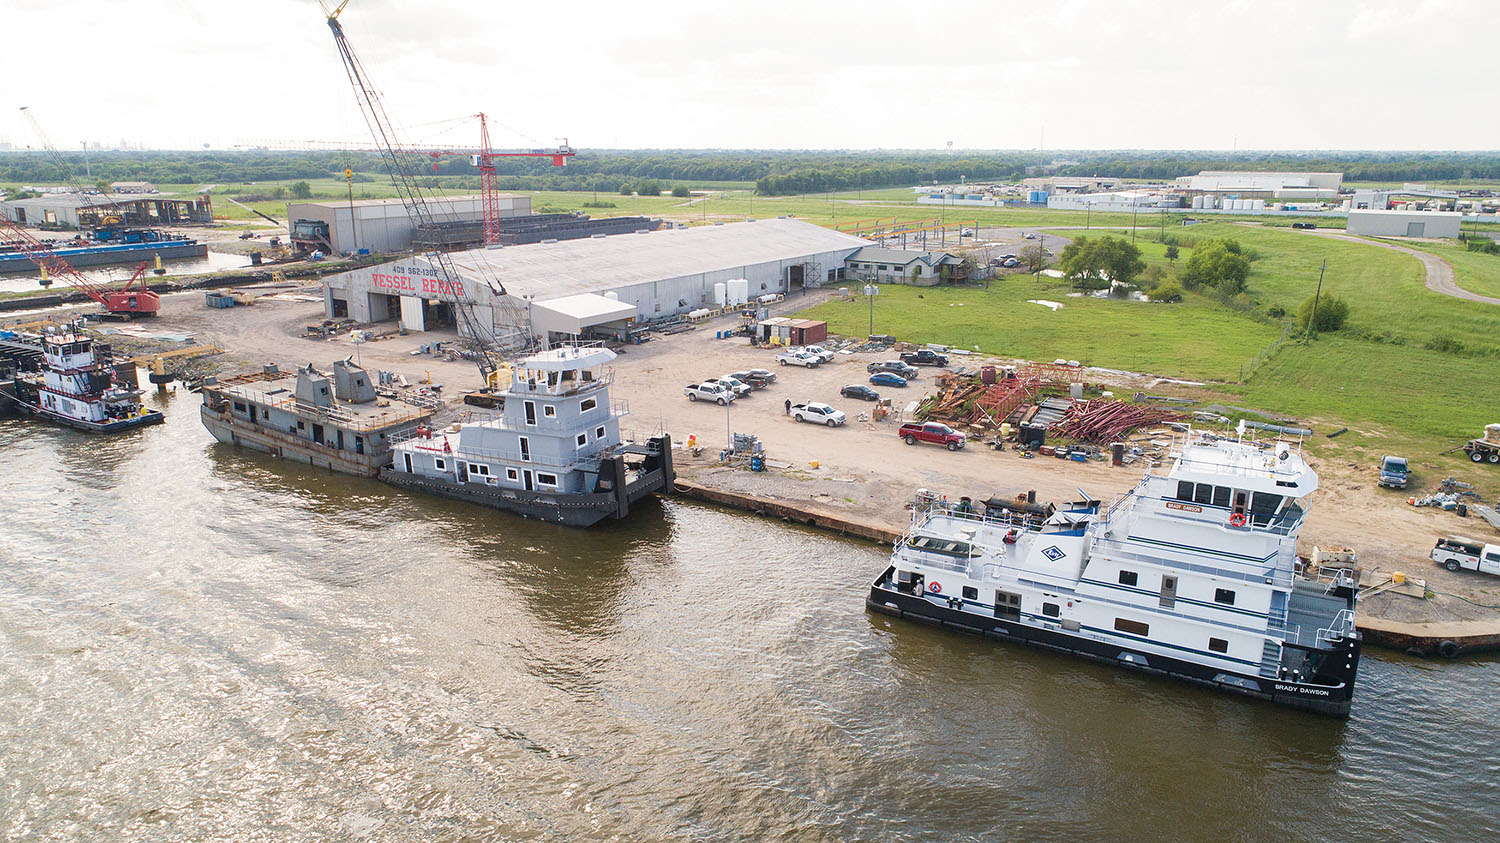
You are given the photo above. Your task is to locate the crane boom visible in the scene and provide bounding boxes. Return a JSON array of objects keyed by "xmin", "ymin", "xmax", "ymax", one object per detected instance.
[{"xmin": 320, "ymin": 3, "xmax": 534, "ymax": 382}]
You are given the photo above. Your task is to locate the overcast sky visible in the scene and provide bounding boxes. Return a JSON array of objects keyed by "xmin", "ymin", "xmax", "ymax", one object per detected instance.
[{"xmin": 2, "ymin": 0, "xmax": 1495, "ymax": 153}]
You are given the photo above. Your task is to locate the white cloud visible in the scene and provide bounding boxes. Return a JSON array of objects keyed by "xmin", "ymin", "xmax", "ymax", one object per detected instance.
[{"xmin": 0, "ymin": 0, "xmax": 1496, "ymax": 152}]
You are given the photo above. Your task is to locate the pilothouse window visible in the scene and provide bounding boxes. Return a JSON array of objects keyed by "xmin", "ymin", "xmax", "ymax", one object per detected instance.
[{"xmin": 1118, "ymin": 570, "xmax": 1138, "ymax": 587}]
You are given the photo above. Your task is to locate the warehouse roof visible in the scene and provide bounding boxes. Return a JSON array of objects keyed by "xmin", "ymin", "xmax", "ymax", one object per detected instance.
[
  {"xmin": 850, "ymin": 247, "xmax": 961, "ymax": 265},
  {"xmin": 448, "ymin": 218, "xmax": 870, "ymax": 298}
]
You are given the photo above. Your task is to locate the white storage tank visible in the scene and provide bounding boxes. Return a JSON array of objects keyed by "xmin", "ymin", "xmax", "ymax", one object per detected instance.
[
  {"xmin": 688, "ymin": 308, "xmax": 712, "ymax": 319},
  {"xmin": 713, "ymin": 282, "xmax": 727, "ymax": 307},
  {"xmin": 1191, "ymin": 196, "xmax": 1204, "ymax": 209},
  {"xmin": 726, "ymin": 278, "xmax": 749, "ymax": 306}
]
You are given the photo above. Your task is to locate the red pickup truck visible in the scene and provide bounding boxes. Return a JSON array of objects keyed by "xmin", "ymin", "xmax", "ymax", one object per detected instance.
[{"xmin": 899, "ymin": 421, "xmax": 966, "ymax": 451}]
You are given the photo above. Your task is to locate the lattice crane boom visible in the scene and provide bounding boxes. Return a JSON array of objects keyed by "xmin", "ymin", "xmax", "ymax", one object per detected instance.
[{"xmin": 318, "ymin": 0, "xmax": 536, "ymax": 382}]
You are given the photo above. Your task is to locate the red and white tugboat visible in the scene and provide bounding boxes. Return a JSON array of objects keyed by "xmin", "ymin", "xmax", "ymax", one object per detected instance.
[{"xmin": 1, "ymin": 331, "xmax": 163, "ymax": 433}]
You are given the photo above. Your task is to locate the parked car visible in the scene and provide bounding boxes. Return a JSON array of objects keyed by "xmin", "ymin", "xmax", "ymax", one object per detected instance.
[
  {"xmin": 867, "ymin": 360, "xmax": 918, "ymax": 379},
  {"xmin": 731, "ymin": 369, "xmax": 776, "ymax": 388},
  {"xmin": 900, "ymin": 348, "xmax": 949, "ymax": 367},
  {"xmin": 791, "ymin": 402, "xmax": 846, "ymax": 427},
  {"xmin": 1002, "ymin": 257, "xmax": 1020, "ymax": 268},
  {"xmin": 1432, "ymin": 536, "xmax": 1500, "ymax": 575},
  {"xmin": 841, "ymin": 384, "xmax": 881, "ymax": 401},
  {"xmin": 798, "ymin": 345, "xmax": 836, "ymax": 363},
  {"xmin": 869, "ymin": 372, "xmax": 908, "ymax": 388},
  {"xmin": 684, "ymin": 382, "xmax": 736, "ymax": 405},
  {"xmin": 1378, "ymin": 455, "xmax": 1410, "ymax": 489},
  {"xmin": 710, "ymin": 375, "xmax": 752, "ymax": 397},
  {"xmin": 1023, "ymin": 232, "xmax": 1037, "ymax": 239},
  {"xmin": 776, "ymin": 350, "xmax": 820, "ymax": 368},
  {"xmin": 898, "ymin": 421, "xmax": 966, "ymax": 451}
]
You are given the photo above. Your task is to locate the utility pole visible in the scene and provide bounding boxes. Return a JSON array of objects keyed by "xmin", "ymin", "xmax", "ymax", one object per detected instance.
[
  {"xmin": 1310, "ymin": 259, "xmax": 1327, "ymax": 337},
  {"xmin": 345, "ymin": 167, "xmax": 358, "ymax": 254},
  {"xmin": 1131, "ymin": 200, "xmax": 1139, "ymax": 244}
]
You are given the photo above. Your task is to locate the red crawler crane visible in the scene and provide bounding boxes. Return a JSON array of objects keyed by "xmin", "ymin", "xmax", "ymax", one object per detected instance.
[{"xmin": 0, "ymin": 219, "xmax": 157, "ymax": 316}]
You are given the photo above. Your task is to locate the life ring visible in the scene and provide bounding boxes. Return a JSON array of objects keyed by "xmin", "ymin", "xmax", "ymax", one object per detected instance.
[
  {"xmin": 1438, "ymin": 640, "xmax": 1461, "ymax": 659},
  {"xmin": 928, "ymin": 581, "xmax": 942, "ymax": 594},
  {"xmin": 1229, "ymin": 512, "xmax": 1247, "ymax": 528}
]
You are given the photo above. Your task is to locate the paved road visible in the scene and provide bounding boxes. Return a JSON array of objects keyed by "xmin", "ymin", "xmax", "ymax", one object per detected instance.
[{"xmin": 1303, "ymin": 229, "xmax": 1500, "ymax": 306}]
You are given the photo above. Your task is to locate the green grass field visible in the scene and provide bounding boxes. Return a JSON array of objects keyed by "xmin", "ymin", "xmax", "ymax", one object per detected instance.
[{"xmin": 796, "ymin": 223, "xmax": 1500, "ymax": 485}]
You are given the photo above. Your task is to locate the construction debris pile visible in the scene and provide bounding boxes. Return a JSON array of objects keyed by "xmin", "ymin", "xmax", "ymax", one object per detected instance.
[
  {"xmin": 920, "ymin": 362, "xmax": 1082, "ymax": 429},
  {"xmin": 1051, "ymin": 399, "xmax": 1187, "ymax": 444}
]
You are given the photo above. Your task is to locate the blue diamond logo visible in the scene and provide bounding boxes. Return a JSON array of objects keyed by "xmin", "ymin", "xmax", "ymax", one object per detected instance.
[{"xmin": 1041, "ymin": 545, "xmax": 1065, "ymax": 561}]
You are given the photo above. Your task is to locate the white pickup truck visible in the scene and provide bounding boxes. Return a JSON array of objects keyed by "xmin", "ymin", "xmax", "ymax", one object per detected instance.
[
  {"xmin": 1432, "ymin": 536, "xmax": 1500, "ymax": 575},
  {"xmin": 684, "ymin": 382, "xmax": 736, "ymax": 405},
  {"xmin": 776, "ymin": 350, "xmax": 821, "ymax": 368}
]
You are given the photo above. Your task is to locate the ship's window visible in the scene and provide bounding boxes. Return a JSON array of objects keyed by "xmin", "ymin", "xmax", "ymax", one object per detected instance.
[
  {"xmin": 1176, "ymin": 480, "xmax": 1194, "ymax": 501},
  {"xmin": 1212, "ymin": 486, "xmax": 1231, "ymax": 508},
  {"xmin": 1114, "ymin": 618, "xmax": 1150, "ymax": 636},
  {"xmin": 232, "ymin": 402, "xmax": 246, "ymax": 413},
  {"xmin": 506, "ymin": 468, "xmax": 518, "ymax": 481},
  {"xmin": 434, "ymin": 458, "xmax": 446, "ymax": 471},
  {"xmin": 596, "ymin": 426, "xmax": 606, "ymax": 439},
  {"xmin": 577, "ymin": 433, "xmax": 587, "ymax": 447},
  {"xmin": 543, "ymin": 405, "xmax": 556, "ymax": 418},
  {"xmin": 470, "ymin": 463, "xmax": 490, "ymax": 477},
  {"xmin": 1250, "ymin": 493, "xmax": 1283, "ymax": 516},
  {"xmin": 1193, "ymin": 483, "xmax": 1213, "ymax": 505},
  {"xmin": 1118, "ymin": 570, "xmax": 1138, "ymax": 587},
  {"xmin": 1208, "ymin": 637, "xmax": 1229, "ymax": 654},
  {"xmin": 537, "ymin": 472, "xmax": 558, "ymax": 487},
  {"xmin": 1042, "ymin": 602, "xmax": 1061, "ymax": 618},
  {"xmin": 297, "ymin": 421, "xmax": 305, "ymax": 430},
  {"xmin": 1214, "ymin": 588, "xmax": 1236, "ymax": 605},
  {"xmin": 962, "ymin": 586, "xmax": 977, "ymax": 600},
  {"xmin": 581, "ymin": 398, "xmax": 597, "ymax": 412}
]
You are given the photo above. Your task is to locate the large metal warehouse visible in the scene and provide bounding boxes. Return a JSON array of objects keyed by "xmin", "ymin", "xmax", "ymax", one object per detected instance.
[
  {"xmin": 287, "ymin": 194, "xmax": 531, "ymax": 255},
  {"xmin": 1346, "ymin": 209, "xmax": 1463, "ymax": 238},
  {"xmin": 322, "ymin": 217, "xmax": 868, "ymax": 342}
]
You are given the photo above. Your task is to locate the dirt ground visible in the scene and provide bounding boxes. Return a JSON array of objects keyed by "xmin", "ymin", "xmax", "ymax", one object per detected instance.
[{"xmin": 14, "ymin": 282, "xmax": 1500, "ymax": 626}]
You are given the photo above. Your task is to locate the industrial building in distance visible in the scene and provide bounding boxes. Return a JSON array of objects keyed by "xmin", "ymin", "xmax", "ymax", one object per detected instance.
[
  {"xmin": 286, "ymin": 194, "xmax": 662, "ymax": 256},
  {"xmin": 321, "ymin": 217, "xmax": 866, "ymax": 343},
  {"xmin": 0, "ymin": 192, "xmax": 214, "ymax": 228}
]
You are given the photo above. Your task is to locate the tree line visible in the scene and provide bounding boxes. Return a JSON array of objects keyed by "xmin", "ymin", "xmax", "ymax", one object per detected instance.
[{"xmin": 6, "ymin": 149, "xmax": 1500, "ymax": 196}]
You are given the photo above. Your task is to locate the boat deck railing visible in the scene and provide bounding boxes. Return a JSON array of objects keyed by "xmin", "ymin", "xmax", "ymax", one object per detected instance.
[
  {"xmin": 1092, "ymin": 537, "xmax": 1294, "ymax": 589},
  {"xmin": 1315, "ymin": 609, "xmax": 1356, "ymax": 647},
  {"xmin": 214, "ymin": 382, "xmax": 434, "ymax": 433}
]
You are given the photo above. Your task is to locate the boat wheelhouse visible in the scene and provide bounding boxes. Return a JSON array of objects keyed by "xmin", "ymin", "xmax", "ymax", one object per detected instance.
[
  {"xmin": 381, "ymin": 344, "xmax": 673, "ymax": 527},
  {"xmin": 199, "ymin": 359, "xmax": 435, "ymax": 476},
  {"xmin": 868, "ymin": 427, "xmax": 1361, "ymax": 716},
  {"xmin": 1, "ymin": 331, "xmax": 163, "ymax": 433}
]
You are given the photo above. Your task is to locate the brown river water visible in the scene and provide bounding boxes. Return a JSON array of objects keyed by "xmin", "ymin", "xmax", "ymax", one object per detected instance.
[{"xmin": 1, "ymin": 392, "xmax": 1497, "ymax": 841}]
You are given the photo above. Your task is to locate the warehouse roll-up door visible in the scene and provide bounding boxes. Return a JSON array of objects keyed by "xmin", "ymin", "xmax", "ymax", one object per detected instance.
[{"xmin": 1407, "ymin": 222, "xmax": 1425, "ymax": 237}]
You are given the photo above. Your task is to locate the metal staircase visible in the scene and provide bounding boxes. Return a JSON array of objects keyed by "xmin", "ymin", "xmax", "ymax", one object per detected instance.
[{"xmin": 1258, "ymin": 639, "xmax": 1283, "ymax": 678}]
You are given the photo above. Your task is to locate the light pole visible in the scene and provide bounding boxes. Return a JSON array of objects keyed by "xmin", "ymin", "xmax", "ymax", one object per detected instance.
[
  {"xmin": 1131, "ymin": 199, "xmax": 1139, "ymax": 244},
  {"xmin": 864, "ymin": 282, "xmax": 878, "ymax": 338}
]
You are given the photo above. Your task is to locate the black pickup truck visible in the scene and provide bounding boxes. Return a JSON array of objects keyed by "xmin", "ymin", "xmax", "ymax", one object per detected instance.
[{"xmin": 900, "ymin": 348, "xmax": 949, "ymax": 367}]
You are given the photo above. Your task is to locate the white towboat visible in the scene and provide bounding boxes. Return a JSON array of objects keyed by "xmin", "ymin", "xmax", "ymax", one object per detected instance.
[{"xmin": 867, "ymin": 426, "xmax": 1361, "ymax": 716}]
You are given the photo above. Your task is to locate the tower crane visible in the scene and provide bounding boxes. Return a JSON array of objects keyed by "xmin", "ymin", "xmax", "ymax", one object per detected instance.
[
  {"xmin": 318, "ymin": 0, "xmax": 537, "ymax": 387},
  {"xmin": 2, "ymin": 108, "xmax": 159, "ymax": 316},
  {"xmin": 236, "ymin": 119, "xmax": 574, "ymax": 247}
]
